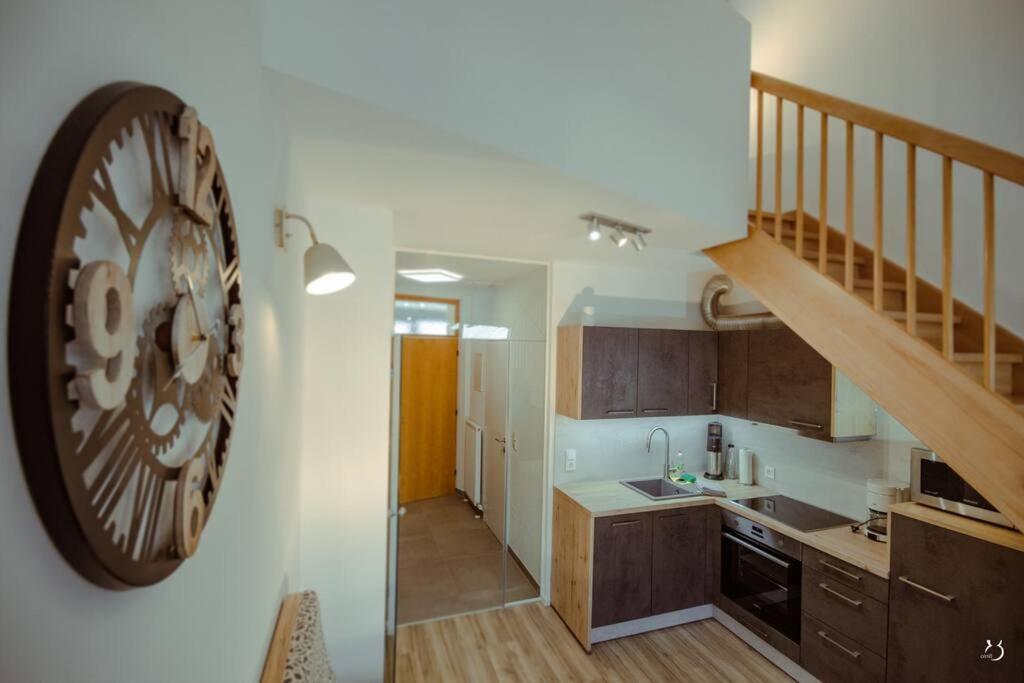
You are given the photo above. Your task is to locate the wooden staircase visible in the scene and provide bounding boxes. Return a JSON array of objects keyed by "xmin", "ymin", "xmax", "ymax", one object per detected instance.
[
  {"xmin": 706, "ymin": 72, "xmax": 1024, "ymax": 530},
  {"xmin": 758, "ymin": 209, "xmax": 1024, "ymax": 410}
]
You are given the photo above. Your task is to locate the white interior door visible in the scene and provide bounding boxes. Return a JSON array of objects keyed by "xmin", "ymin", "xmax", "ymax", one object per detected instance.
[{"xmin": 481, "ymin": 340, "xmax": 508, "ymax": 544}]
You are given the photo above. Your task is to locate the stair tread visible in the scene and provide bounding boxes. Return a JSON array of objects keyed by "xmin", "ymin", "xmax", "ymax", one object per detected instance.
[
  {"xmin": 801, "ymin": 251, "xmax": 865, "ymax": 265},
  {"xmin": 854, "ymin": 278, "xmax": 906, "ymax": 291},
  {"xmin": 953, "ymin": 352, "xmax": 1024, "ymax": 364},
  {"xmin": 884, "ymin": 311, "xmax": 962, "ymax": 324}
]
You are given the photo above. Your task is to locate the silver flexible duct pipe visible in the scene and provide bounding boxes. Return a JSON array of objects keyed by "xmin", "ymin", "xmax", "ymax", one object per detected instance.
[{"xmin": 700, "ymin": 274, "xmax": 784, "ymax": 331}]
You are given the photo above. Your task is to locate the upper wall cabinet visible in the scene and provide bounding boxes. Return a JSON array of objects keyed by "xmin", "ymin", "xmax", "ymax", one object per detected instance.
[
  {"xmin": 744, "ymin": 328, "xmax": 876, "ymax": 441},
  {"xmin": 717, "ymin": 331, "xmax": 749, "ymax": 419},
  {"xmin": 557, "ymin": 326, "xmax": 715, "ymax": 420},
  {"xmin": 637, "ymin": 329, "xmax": 688, "ymax": 417}
]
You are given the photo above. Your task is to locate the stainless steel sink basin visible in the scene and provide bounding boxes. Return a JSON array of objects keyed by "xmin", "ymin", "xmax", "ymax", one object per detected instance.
[{"xmin": 620, "ymin": 477, "xmax": 701, "ymax": 500}]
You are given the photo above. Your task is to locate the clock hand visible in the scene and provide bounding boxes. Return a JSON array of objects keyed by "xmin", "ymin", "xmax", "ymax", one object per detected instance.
[
  {"xmin": 184, "ymin": 273, "xmax": 207, "ymax": 340},
  {"xmin": 163, "ymin": 342, "xmax": 206, "ymax": 391}
]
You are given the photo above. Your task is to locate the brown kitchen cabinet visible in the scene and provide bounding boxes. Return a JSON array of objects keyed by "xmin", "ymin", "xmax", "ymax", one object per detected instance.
[
  {"xmin": 717, "ymin": 330, "xmax": 748, "ymax": 419},
  {"xmin": 886, "ymin": 513, "xmax": 1024, "ymax": 682},
  {"xmin": 744, "ymin": 327, "xmax": 875, "ymax": 440},
  {"xmin": 556, "ymin": 326, "xmax": 639, "ymax": 419},
  {"xmin": 687, "ymin": 331, "xmax": 718, "ymax": 416},
  {"xmin": 637, "ymin": 329, "xmax": 689, "ymax": 417},
  {"xmin": 558, "ymin": 326, "xmax": 721, "ymax": 420},
  {"xmin": 591, "ymin": 512, "xmax": 653, "ymax": 627},
  {"xmin": 652, "ymin": 507, "xmax": 707, "ymax": 614}
]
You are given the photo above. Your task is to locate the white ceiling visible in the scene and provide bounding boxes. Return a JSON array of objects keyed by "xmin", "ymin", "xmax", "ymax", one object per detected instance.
[
  {"xmin": 395, "ymin": 251, "xmax": 544, "ymax": 286},
  {"xmin": 271, "ymin": 70, "xmax": 746, "ymax": 269}
]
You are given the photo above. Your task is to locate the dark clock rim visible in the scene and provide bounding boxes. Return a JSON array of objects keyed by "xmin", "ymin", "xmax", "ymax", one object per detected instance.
[{"xmin": 8, "ymin": 82, "xmax": 230, "ymax": 589}]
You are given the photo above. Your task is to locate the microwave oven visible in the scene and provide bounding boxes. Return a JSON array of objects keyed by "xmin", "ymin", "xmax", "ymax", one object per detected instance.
[{"xmin": 910, "ymin": 448, "xmax": 1014, "ymax": 529}]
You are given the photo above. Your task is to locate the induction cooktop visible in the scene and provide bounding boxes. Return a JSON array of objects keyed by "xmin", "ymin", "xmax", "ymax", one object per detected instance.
[{"xmin": 729, "ymin": 495, "xmax": 856, "ymax": 532}]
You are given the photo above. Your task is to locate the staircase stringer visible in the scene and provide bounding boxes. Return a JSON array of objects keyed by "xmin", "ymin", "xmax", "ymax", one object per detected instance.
[{"xmin": 706, "ymin": 230, "xmax": 1024, "ymax": 530}]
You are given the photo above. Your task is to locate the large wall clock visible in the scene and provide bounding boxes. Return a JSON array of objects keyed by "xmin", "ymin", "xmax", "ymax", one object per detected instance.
[{"xmin": 8, "ymin": 83, "xmax": 244, "ymax": 588}]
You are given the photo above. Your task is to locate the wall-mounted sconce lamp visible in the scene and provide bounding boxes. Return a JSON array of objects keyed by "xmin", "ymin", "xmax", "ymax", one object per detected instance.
[{"xmin": 274, "ymin": 208, "xmax": 356, "ymax": 294}]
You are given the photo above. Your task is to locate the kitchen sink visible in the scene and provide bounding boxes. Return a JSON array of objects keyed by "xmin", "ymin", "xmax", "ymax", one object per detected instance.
[{"xmin": 620, "ymin": 477, "xmax": 701, "ymax": 500}]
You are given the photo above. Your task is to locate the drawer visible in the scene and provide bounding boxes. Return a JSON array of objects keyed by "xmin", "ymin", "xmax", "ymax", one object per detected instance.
[
  {"xmin": 803, "ymin": 546, "xmax": 888, "ymax": 604},
  {"xmin": 718, "ymin": 595, "xmax": 800, "ymax": 663},
  {"xmin": 802, "ymin": 613, "xmax": 886, "ymax": 683},
  {"xmin": 803, "ymin": 568, "xmax": 887, "ymax": 657}
]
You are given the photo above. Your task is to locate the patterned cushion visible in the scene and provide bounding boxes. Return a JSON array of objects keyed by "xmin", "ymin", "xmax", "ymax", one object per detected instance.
[{"xmin": 283, "ymin": 591, "xmax": 336, "ymax": 683}]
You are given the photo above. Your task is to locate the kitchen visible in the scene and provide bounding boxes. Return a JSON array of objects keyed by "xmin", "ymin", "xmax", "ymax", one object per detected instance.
[{"xmin": 550, "ymin": 279, "xmax": 1023, "ymax": 682}]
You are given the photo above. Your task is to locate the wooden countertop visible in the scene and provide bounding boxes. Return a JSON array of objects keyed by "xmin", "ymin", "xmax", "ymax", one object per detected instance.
[
  {"xmin": 891, "ymin": 501, "xmax": 1024, "ymax": 554},
  {"xmin": 556, "ymin": 479, "xmax": 891, "ymax": 579}
]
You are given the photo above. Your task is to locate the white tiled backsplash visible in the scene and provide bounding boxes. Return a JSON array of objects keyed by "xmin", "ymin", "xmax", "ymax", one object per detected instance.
[{"xmin": 554, "ymin": 412, "xmax": 922, "ymax": 521}]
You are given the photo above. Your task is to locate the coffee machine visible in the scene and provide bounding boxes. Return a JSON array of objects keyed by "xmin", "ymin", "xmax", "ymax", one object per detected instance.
[{"xmin": 705, "ymin": 422, "xmax": 724, "ymax": 480}]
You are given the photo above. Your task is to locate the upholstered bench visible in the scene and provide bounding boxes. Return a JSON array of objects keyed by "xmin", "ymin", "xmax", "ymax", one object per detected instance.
[{"xmin": 261, "ymin": 591, "xmax": 336, "ymax": 683}]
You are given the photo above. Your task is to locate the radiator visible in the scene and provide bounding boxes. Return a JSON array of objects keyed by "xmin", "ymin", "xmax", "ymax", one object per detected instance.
[{"xmin": 463, "ymin": 419, "xmax": 484, "ymax": 507}]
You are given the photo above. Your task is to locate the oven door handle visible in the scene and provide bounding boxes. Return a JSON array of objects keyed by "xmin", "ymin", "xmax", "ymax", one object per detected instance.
[{"xmin": 722, "ymin": 531, "xmax": 792, "ymax": 569}]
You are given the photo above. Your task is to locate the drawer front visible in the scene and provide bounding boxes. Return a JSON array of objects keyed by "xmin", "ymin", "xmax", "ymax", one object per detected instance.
[
  {"xmin": 803, "ymin": 568, "xmax": 887, "ymax": 657},
  {"xmin": 802, "ymin": 614, "xmax": 886, "ymax": 683},
  {"xmin": 804, "ymin": 546, "xmax": 889, "ymax": 604},
  {"xmin": 719, "ymin": 595, "xmax": 800, "ymax": 663}
]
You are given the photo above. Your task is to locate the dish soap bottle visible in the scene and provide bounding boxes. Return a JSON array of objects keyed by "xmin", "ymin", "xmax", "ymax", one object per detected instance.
[
  {"xmin": 669, "ymin": 450, "xmax": 686, "ymax": 480},
  {"xmin": 725, "ymin": 443, "xmax": 738, "ymax": 479}
]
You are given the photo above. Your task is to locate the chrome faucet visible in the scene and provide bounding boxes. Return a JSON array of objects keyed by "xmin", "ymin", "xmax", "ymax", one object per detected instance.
[{"xmin": 646, "ymin": 425, "xmax": 670, "ymax": 480}]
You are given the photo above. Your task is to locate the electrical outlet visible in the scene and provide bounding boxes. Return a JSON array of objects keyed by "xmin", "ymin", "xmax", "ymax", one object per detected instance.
[
  {"xmin": 565, "ymin": 449, "xmax": 577, "ymax": 472},
  {"xmin": 765, "ymin": 466, "xmax": 776, "ymax": 480}
]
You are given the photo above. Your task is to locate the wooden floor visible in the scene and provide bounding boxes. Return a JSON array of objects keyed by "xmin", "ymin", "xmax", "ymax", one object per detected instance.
[{"xmin": 396, "ymin": 602, "xmax": 792, "ymax": 682}]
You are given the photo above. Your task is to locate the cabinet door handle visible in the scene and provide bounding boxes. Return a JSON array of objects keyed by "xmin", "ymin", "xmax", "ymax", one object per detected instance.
[
  {"xmin": 817, "ymin": 630, "xmax": 861, "ymax": 660},
  {"xmin": 819, "ymin": 582, "xmax": 863, "ymax": 608},
  {"xmin": 711, "ymin": 382, "xmax": 718, "ymax": 411},
  {"xmin": 606, "ymin": 409, "xmax": 634, "ymax": 415},
  {"xmin": 611, "ymin": 519, "xmax": 641, "ymax": 528},
  {"xmin": 642, "ymin": 408, "xmax": 668, "ymax": 414},
  {"xmin": 819, "ymin": 559, "xmax": 862, "ymax": 582},
  {"xmin": 898, "ymin": 575, "xmax": 956, "ymax": 603},
  {"xmin": 789, "ymin": 419, "xmax": 824, "ymax": 430}
]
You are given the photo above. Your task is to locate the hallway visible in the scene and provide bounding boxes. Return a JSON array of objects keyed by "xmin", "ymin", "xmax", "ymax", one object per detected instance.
[{"xmin": 397, "ymin": 495, "xmax": 538, "ymax": 624}]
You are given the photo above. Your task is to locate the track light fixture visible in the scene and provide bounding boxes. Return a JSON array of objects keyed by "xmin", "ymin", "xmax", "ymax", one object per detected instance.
[{"xmin": 579, "ymin": 212, "xmax": 653, "ymax": 252}]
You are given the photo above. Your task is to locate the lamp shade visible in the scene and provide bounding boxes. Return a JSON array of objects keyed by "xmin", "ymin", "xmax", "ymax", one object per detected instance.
[{"xmin": 304, "ymin": 242, "xmax": 356, "ymax": 295}]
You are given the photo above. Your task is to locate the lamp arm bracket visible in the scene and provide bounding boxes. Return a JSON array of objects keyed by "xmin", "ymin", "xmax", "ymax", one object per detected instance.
[{"xmin": 274, "ymin": 207, "xmax": 320, "ymax": 249}]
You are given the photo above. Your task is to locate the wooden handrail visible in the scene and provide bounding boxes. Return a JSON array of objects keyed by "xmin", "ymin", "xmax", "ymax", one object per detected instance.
[{"xmin": 751, "ymin": 72, "xmax": 1024, "ymax": 185}]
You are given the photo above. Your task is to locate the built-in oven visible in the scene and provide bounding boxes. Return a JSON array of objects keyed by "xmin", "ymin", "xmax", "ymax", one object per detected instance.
[{"xmin": 720, "ymin": 510, "xmax": 803, "ymax": 646}]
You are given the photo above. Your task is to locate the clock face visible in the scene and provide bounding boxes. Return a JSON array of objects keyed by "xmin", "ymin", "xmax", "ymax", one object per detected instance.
[{"xmin": 8, "ymin": 83, "xmax": 244, "ymax": 588}]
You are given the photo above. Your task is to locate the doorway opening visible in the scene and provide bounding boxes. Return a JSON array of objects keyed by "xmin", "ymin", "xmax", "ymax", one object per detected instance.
[{"xmin": 386, "ymin": 252, "xmax": 548, "ymax": 632}]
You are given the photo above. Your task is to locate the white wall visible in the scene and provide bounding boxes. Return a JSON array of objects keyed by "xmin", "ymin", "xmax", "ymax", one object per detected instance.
[
  {"xmin": 0, "ymin": 2, "xmax": 306, "ymax": 681},
  {"xmin": 730, "ymin": 0, "xmax": 1024, "ymax": 336},
  {"xmin": 296, "ymin": 202, "xmax": 395, "ymax": 682},
  {"xmin": 264, "ymin": 0, "xmax": 752, "ymax": 242}
]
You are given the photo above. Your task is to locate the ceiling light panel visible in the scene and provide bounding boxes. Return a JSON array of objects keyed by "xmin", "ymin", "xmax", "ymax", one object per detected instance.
[{"xmin": 397, "ymin": 268, "xmax": 464, "ymax": 283}]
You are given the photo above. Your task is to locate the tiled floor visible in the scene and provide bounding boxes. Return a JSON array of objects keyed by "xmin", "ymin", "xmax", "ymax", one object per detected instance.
[{"xmin": 397, "ymin": 494, "xmax": 539, "ymax": 624}]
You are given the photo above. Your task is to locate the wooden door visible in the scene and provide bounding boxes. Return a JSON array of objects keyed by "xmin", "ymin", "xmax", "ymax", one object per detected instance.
[
  {"xmin": 687, "ymin": 331, "xmax": 718, "ymax": 416},
  {"xmin": 747, "ymin": 327, "xmax": 831, "ymax": 432},
  {"xmin": 887, "ymin": 514, "xmax": 1024, "ymax": 682},
  {"xmin": 637, "ymin": 329, "xmax": 688, "ymax": 417},
  {"xmin": 717, "ymin": 331, "xmax": 749, "ymax": 419},
  {"xmin": 592, "ymin": 512, "xmax": 653, "ymax": 627},
  {"xmin": 581, "ymin": 327, "xmax": 638, "ymax": 419},
  {"xmin": 652, "ymin": 507, "xmax": 706, "ymax": 615},
  {"xmin": 399, "ymin": 336, "xmax": 458, "ymax": 504}
]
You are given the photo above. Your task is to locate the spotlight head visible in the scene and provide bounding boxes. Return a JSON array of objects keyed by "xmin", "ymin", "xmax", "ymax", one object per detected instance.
[
  {"xmin": 632, "ymin": 233, "xmax": 647, "ymax": 251},
  {"xmin": 611, "ymin": 227, "xmax": 628, "ymax": 248},
  {"xmin": 587, "ymin": 218, "xmax": 601, "ymax": 241}
]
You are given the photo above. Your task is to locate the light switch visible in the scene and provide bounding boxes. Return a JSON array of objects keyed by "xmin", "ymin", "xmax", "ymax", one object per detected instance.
[
  {"xmin": 765, "ymin": 466, "xmax": 776, "ymax": 480},
  {"xmin": 565, "ymin": 449, "xmax": 577, "ymax": 472}
]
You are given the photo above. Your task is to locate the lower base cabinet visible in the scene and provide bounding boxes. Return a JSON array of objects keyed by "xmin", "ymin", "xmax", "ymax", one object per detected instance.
[
  {"xmin": 802, "ymin": 614, "xmax": 886, "ymax": 682},
  {"xmin": 886, "ymin": 514, "xmax": 1024, "ymax": 682},
  {"xmin": 592, "ymin": 507, "xmax": 707, "ymax": 629}
]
